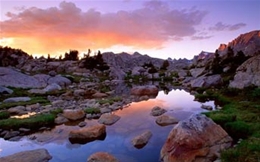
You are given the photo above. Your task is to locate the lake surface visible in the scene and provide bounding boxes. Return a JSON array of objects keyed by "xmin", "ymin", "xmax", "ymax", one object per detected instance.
[{"xmin": 0, "ymin": 89, "xmax": 213, "ymax": 162}]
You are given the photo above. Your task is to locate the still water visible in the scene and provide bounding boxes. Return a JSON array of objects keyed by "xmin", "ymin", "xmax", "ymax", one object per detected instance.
[{"xmin": 0, "ymin": 89, "xmax": 213, "ymax": 162}]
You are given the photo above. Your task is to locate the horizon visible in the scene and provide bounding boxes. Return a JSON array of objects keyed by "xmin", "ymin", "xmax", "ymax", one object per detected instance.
[{"xmin": 0, "ymin": 0, "xmax": 259, "ymax": 59}]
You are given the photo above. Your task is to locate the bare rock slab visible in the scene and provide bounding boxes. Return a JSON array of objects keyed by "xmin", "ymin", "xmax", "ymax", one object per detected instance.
[
  {"xmin": 160, "ymin": 114, "xmax": 232, "ymax": 162},
  {"xmin": 62, "ymin": 109, "xmax": 85, "ymax": 121},
  {"xmin": 69, "ymin": 124, "xmax": 106, "ymax": 144},
  {"xmin": 132, "ymin": 130, "xmax": 152, "ymax": 149},
  {"xmin": 0, "ymin": 148, "xmax": 52, "ymax": 162},
  {"xmin": 156, "ymin": 115, "xmax": 179, "ymax": 126},
  {"xmin": 98, "ymin": 114, "xmax": 120, "ymax": 125},
  {"xmin": 87, "ymin": 152, "xmax": 118, "ymax": 162}
]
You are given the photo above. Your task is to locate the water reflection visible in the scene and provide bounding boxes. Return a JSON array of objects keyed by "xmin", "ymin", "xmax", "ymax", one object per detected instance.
[{"xmin": 0, "ymin": 89, "xmax": 214, "ymax": 162}]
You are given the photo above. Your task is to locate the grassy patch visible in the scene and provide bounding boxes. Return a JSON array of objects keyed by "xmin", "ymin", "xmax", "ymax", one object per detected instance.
[
  {"xmin": 0, "ymin": 113, "xmax": 55, "ymax": 130},
  {"xmin": 0, "ymin": 97, "xmax": 50, "ymax": 110},
  {"xmin": 203, "ymin": 87, "xmax": 260, "ymax": 161},
  {"xmin": 84, "ymin": 107, "xmax": 100, "ymax": 114},
  {"xmin": 0, "ymin": 111, "xmax": 10, "ymax": 120},
  {"xmin": 97, "ymin": 96, "xmax": 122, "ymax": 105}
]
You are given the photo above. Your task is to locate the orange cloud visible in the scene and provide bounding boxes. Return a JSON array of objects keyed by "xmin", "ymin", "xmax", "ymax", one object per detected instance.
[{"xmin": 0, "ymin": 1, "xmax": 208, "ymax": 56}]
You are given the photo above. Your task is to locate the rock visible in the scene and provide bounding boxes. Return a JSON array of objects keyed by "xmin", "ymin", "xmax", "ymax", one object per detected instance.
[
  {"xmin": 55, "ymin": 116, "xmax": 69, "ymax": 125},
  {"xmin": 48, "ymin": 70, "xmax": 57, "ymax": 77},
  {"xmin": 4, "ymin": 131, "xmax": 20, "ymax": 140},
  {"xmin": 150, "ymin": 106, "xmax": 167, "ymax": 116},
  {"xmin": 78, "ymin": 121, "xmax": 87, "ymax": 127},
  {"xmin": 0, "ymin": 86, "xmax": 13, "ymax": 94},
  {"xmin": 92, "ymin": 92, "xmax": 108, "ymax": 98},
  {"xmin": 229, "ymin": 55, "xmax": 260, "ymax": 89},
  {"xmin": 201, "ymin": 104, "xmax": 213, "ymax": 110},
  {"xmin": 26, "ymin": 103, "xmax": 40, "ymax": 111},
  {"xmin": 100, "ymin": 108, "xmax": 111, "ymax": 114},
  {"xmin": 28, "ymin": 89, "xmax": 46, "ymax": 94},
  {"xmin": 131, "ymin": 130, "xmax": 152, "ymax": 149},
  {"xmin": 47, "ymin": 75, "xmax": 71, "ymax": 87},
  {"xmin": 87, "ymin": 152, "xmax": 118, "ymax": 162},
  {"xmin": 73, "ymin": 89, "xmax": 86, "ymax": 97},
  {"xmin": 3, "ymin": 97, "xmax": 31, "ymax": 103},
  {"xmin": 43, "ymin": 83, "xmax": 62, "ymax": 92},
  {"xmin": 190, "ymin": 74, "xmax": 222, "ymax": 88},
  {"xmin": 69, "ymin": 124, "xmax": 106, "ymax": 144},
  {"xmin": 156, "ymin": 115, "xmax": 179, "ymax": 126},
  {"xmin": 98, "ymin": 114, "xmax": 120, "ymax": 125},
  {"xmin": 0, "ymin": 148, "xmax": 52, "ymax": 162},
  {"xmin": 130, "ymin": 85, "xmax": 159, "ymax": 96},
  {"xmin": 190, "ymin": 68, "xmax": 206, "ymax": 78},
  {"xmin": 8, "ymin": 106, "xmax": 26, "ymax": 115},
  {"xmin": 0, "ymin": 67, "xmax": 45, "ymax": 88},
  {"xmin": 160, "ymin": 114, "xmax": 232, "ymax": 162},
  {"xmin": 62, "ymin": 109, "xmax": 85, "ymax": 121},
  {"xmin": 19, "ymin": 128, "xmax": 31, "ymax": 133}
]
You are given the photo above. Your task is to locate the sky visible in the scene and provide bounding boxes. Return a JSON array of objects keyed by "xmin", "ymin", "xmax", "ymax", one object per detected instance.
[{"xmin": 0, "ymin": 0, "xmax": 259, "ymax": 59}]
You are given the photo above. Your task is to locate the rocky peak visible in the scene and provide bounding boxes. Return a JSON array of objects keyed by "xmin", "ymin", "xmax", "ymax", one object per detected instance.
[{"xmin": 218, "ymin": 30, "xmax": 260, "ymax": 56}]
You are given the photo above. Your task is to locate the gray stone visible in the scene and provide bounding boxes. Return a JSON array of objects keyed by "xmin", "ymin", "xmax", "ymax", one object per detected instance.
[
  {"xmin": 4, "ymin": 131, "xmax": 20, "ymax": 140},
  {"xmin": 0, "ymin": 148, "xmax": 52, "ymax": 162},
  {"xmin": 92, "ymin": 92, "xmax": 108, "ymax": 98},
  {"xmin": 100, "ymin": 108, "xmax": 111, "ymax": 114},
  {"xmin": 150, "ymin": 106, "xmax": 167, "ymax": 116},
  {"xmin": 62, "ymin": 109, "xmax": 85, "ymax": 121},
  {"xmin": 190, "ymin": 74, "xmax": 222, "ymax": 88},
  {"xmin": 47, "ymin": 75, "xmax": 71, "ymax": 87},
  {"xmin": 0, "ymin": 86, "xmax": 13, "ymax": 94},
  {"xmin": 8, "ymin": 106, "xmax": 26, "ymax": 115},
  {"xmin": 4, "ymin": 97, "xmax": 31, "ymax": 103},
  {"xmin": 48, "ymin": 70, "xmax": 57, "ymax": 77},
  {"xmin": 43, "ymin": 83, "xmax": 61, "ymax": 92},
  {"xmin": 190, "ymin": 68, "xmax": 206, "ymax": 78},
  {"xmin": 55, "ymin": 116, "xmax": 69, "ymax": 125},
  {"xmin": 87, "ymin": 152, "xmax": 118, "ymax": 162}
]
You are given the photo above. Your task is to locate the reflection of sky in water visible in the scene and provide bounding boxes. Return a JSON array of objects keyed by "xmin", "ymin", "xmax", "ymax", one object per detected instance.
[{"xmin": 0, "ymin": 89, "xmax": 214, "ymax": 162}]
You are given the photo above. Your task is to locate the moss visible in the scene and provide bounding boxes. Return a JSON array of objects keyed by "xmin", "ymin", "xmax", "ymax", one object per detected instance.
[
  {"xmin": 50, "ymin": 108, "xmax": 63, "ymax": 115},
  {"xmin": 0, "ymin": 111, "xmax": 10, "ymax": 120},
  {"xmin": 0, "ymin": 113, "xmax": 55, "ymax": 130},
  {"xmin": 84, "ymin": 107, "xmax": 100, "ymax": 114}
]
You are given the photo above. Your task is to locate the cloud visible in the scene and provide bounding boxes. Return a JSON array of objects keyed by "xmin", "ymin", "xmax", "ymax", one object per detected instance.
[
  {"xmin": 209, "ymin": 22, "xmax": 246, "ymax": 31},
  {"xmin": 191, "ymin": 35, "xmax": 212, "ymax": 40},
  {"xmin": 0, "ymin": 1, "xmax": 208, "ymax": 55}
]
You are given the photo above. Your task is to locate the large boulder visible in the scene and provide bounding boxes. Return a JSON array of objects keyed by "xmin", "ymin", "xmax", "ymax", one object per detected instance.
[
  {"xmin": 161, "ymin": 114, "xmax": 232, "ymax": 162},
  {"xmin": 190, "ymin": 74, "xmax": 222, "ymax": 88},
  {"xmin": 62, "ymin": 109, "xmax": 85, "ymax": 121},
  {"xmin": 130, "ymin": 85, "xmax": 159, "ymax": 96},
  {"xmin": 87, "ymin": 152, "xmax": 118, "ymax": 162},
  {"xmin": 69, "ymin": 124, "xmax": 106, "ymax": 144},
  {"xmin": 156, "ymin": 115, "xmax": 179, "ymax": 126},
  {"xmin": 131, "ymin": 130, "xmax": 152, "ymax": 149},
  {"xmin": 47, "ymin": 75, "xmax": 71, "ymax": 87},
  {"xmin": 0, "ymin": 149, "xmax": 52, "ymax": 162},
  {"xmin": 0, "ymin": 67, "xmax": 45, "ymax": 88},
  {"xmin": 229, "ymin": 55, "xmax": 260, "ymax": 89},
  {"xmin": 98, "ymin": 114, "xmax": 120, "ymax": 125}
]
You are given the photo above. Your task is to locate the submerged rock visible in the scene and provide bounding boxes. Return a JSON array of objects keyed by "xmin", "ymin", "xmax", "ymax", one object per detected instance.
[
  {"xmin": 131, "ymin": 130, "xmax": 152, "ymax": 149},
  {"xmin": 161, "ymin": 114, "xmax": 232, "ymax": 162},
  {"xmin": 98, "ymin": 113, "xmax": 120, "ymax": 125},
  {"xmin": 156, "ymin": 115, "xmax": 179, "ymax": 126},
  {"xmin": 87, "ymin": 152, "xmax": 118, "ymax": 162},
  {"xmin": 0, "ymin": 148, "xmax": 52, "ymax": 162},
  {"xmin": 69, "ymin": 124, "xmax": 106, "ymax": 144},
  {"xmin": 150, "ymin": 106, "xmax": 167, "ymax": 116}
]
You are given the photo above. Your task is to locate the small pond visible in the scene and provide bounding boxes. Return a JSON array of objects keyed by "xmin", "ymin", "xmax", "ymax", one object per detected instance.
[{"xmin": 0, "ymin": 89, "xmax": 214, "ymax": 162}]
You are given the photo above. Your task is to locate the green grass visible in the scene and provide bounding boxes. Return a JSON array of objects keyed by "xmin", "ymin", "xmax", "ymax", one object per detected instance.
[
  {"xmin": 97, "ymin": 96, "xmax": 122, "ymax": 105},
  {"xmin": 0, "ymin": 111, "xmax": 10, "ymax": 120},
  {"xmin": 0, "ymin": 113, "xmax": 55, "ymax": 130},
  {"xmin": 203, "ymin": 87, "xmax": 260, "ymax": 161},
  {"xmin": 84, "ymin": 107, "xmax": 101, "ymax": 114},
  {"xmin": 0, "ymin": 97, "xmax": 50, "ymax": 110}
]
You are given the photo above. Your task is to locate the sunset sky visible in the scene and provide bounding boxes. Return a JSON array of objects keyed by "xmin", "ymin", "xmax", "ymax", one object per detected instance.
[{"xmin": 0, "ymin": 0, "xmax": 259, "ymax": 59}]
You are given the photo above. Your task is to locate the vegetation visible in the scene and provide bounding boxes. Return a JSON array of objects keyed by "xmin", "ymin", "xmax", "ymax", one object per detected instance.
[
  {"xmin": 0, "ymin": 113, "xmax": 55, "ymax": 130},
  {"xmin": 84, "ymin": 107, "xmax": 101, "ymax": 114},
  {"xmin": 0, "ymin": 111, "xmax": 10, "ymax": 120},
  {"xmin": 81, "ymin": 50, "xmax": 109, "ymax": 71},
  {"xmin": 97, "ymin": 96, "xmax": 122, "ymax": 105},
  {"xmin": 199, "ymin": 87, "xmax": 260, "ymax": 162}
]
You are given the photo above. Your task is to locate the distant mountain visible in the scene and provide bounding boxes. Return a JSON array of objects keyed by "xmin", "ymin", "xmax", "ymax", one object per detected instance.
[{"xmin": 218, "ymin": 30, "xmax": 260, "ymax": 56}]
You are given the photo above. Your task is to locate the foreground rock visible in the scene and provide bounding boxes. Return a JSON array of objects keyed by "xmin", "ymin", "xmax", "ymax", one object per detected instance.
[
  {"xmin": 156, "ymin": 115, "xmax": 179, "ymax": 126},
  {"xmin": 131, "ymin": 130, "xmax": 152, "ymax": 149},
  {"xmin": 3, "ymin": 97, "xmax": 31, "ymax": 103},
  {"xmin": 62, "ymin": 109, "xmax": 85, "ymax": 121},
  {"xmin": 69, "ymin": 124, "xmax": 106, "ymax": 144},
  {"xmin": 161, "ymin": 114, "xmax": 232, "ymax": 162},
  {"xmin": 98, "ymin": 114, "xmax": 120, "ymax": 125},
  {"xmin": 0, "ymin": 149, "xmax": 52, "ymax": 162},
  {"xmin": 150, "ymin": 106, "xmax": 167, "ymax": 116},
  {"xmin": 87, "ymin": 152, "xmax": 118, "ymax": 162},
  {"xmin": 130, "ymin": 85, "xmax": 159, "ymax": 96},
  {"xmin": 229, "ymin": 54, "xmax": 260, "ymax": 89}
]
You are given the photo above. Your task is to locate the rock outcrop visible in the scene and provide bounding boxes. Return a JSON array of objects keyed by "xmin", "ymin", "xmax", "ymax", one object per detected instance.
[
  {"xmin": 229, "ymin": 54, "xmax": 260, "ymax": 89},
  {"xmin": 69, "ymin": 124, "xmax": 106, "ymax": 144},
  {"xmin": 87, "ymin": 152, "xmax": 118, "ymax": 162},
  {"xmin": 0, "ymin": 149, "xmax": 52, "ymax": 162},
  {"xmin": 161, "ymin": 114, "xmax": 232, "ymax": 162}
]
